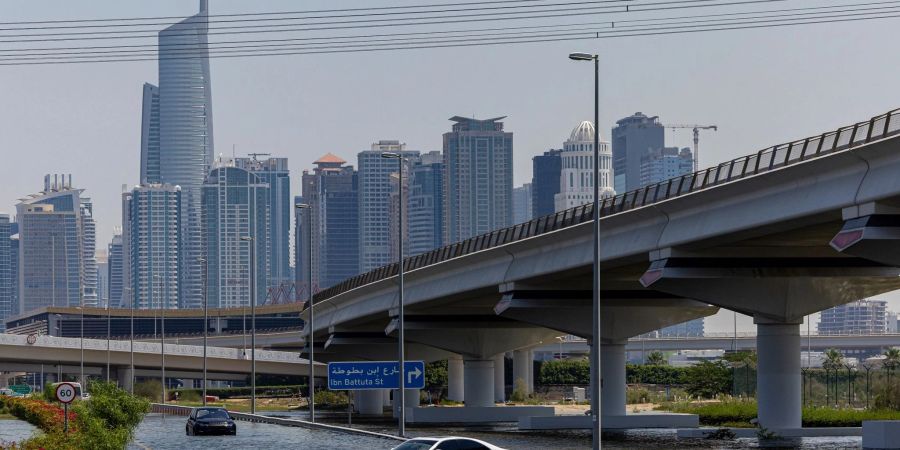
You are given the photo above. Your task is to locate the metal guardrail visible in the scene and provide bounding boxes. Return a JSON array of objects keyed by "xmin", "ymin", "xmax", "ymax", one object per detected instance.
[
  {"xmin": 150, "ymin": 403, "xmax": 405, "ymax": 442},
  {"xmin": 313, "ymin": 108, "xmax": 900, "ymax": 305}
]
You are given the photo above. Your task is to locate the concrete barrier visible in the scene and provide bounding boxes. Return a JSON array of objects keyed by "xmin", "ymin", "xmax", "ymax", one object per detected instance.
[
  {"xmin": 863, "ymin": 421, "xmax": 900, "ymax": 449},
  {"xmin": 150, "ymin": 403, "xmax": 404, "ymax": 442}
]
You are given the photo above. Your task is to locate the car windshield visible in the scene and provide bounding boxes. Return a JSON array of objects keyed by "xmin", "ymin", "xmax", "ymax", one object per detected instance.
[
  {"xmin": 196, "ymin": 409, "xmax": 230, "ymax": 420},
  {"xmin": 394, "ymin": 439, "xmax": 439, "ymax": 450}
]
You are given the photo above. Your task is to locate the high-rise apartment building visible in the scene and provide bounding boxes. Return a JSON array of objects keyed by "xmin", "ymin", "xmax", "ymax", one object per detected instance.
[
  {"xmin": 107, "ymin": 234, "xmax": 124, "ymax": 308},
  {"xmin": 96, "ymin": 251, "xmax": 108, "ymax": 308},
  {"xmin": 358, "ymin": 142, "xmax": 419, "ymax": 272},
  {"xmin": 202, "ymin": 163, "xmax": 269, "ymax": 308},
  {"xmin": 123, "ymin": 184, "xmax": 181, "ymax": 309},
  {"xmin": 640, "ymin": 147, "xmax": 694, "ymax": 187},
  {"xmin": 657, "ymin": 318, "xmax": 705, "ymax": 337},
  {"xmin": 80, "ymin": 198, "xmax": 98, "ymax": 307},
  {"xmin": 16, "ymin": 175, "xmax": 91, "ymax": 314},
  {"xmin": 554, "ymin": 121, "xmax": 615, "ymax": 212},
  {"xmin": 0, "ymin": 215, "xmax": 11, "ymax": 331},
  {"xmin": 155, "ymin": 0, "xmax": 214, "ymax": 309},
  {"xmin": 9, "ymin": 228, "xmax": 17, "ymax": 320},
  {"xmin": 818, "ymin": 300, "xmax": 888, "ymax": 335},
  {"xmin": 443, "ymin": 116, "xmax": 513, "ymax": 243},
  {"xmin": 531, "ymin": 149, "xmax": 562, "ymax": 218},
  {"xmin": 611, "ymin": 112, "xmax": 665, "ymax": 193},
  {"xmin": 407, "ymin": 151, "xmax": 444, "ymax": 256},
  {"xmin": 513, "ymin": 184, "xmax": 533, "ymax": 224},
  {"xmin": 234, "ymin": 156, "xmax": 291, "ymax": 289},
  {"xmin": 300, "ymin": 154, "xmax": 359, "ymax": 290}
]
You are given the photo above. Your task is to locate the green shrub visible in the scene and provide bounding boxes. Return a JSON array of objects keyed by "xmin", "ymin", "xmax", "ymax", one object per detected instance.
[
  {"xmin": 626, "ymin": 364, "xmax": 688, "ymax": 385},
  {"xmin": 659, "ymin": 398, "xmax": 900, "ymax": 427},
  {"xmin": 509, "ymin": 378, "xmax": 528, "ymax": 402},
  {"xmin": 134, "ymin": 380, "xmax": 164, "ymax": 402},
  {"xmin": 683, "ymin": 361, "xmax": 732, "ymax": 398},
  {"xmin": 538, "ymin": 359, "xmax": 589, "ymax": 385}
]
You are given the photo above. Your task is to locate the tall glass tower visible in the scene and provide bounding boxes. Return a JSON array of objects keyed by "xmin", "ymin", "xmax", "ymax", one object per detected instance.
[
  {"xmin": 0, "ymin": 215, "xmax": 11, "ymax": 331},
  {"xmin": 158, "ymin": 0, "xmax": 213, "ymax": 309},
  {"xmin": 123, "ymin": 185, "xmax": 181, "ymax": 309}
]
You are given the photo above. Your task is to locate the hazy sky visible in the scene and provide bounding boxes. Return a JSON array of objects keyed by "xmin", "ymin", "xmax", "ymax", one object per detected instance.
[{"xmin": 2, "ymin": 0, "xmax": 899, "ymax": 331}]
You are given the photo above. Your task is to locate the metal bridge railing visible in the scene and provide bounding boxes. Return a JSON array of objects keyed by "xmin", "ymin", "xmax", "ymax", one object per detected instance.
[{"xmin": 313, "ymin": 108, "xmax": 900, "ymax": 305}]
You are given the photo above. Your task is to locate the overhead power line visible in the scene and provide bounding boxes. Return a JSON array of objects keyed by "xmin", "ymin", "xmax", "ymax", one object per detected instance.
[
  {"xmin": 4, "ymin": 4, "xmax": 900, "ymax": 62},
  {"xmin": 0, "ymin": 0, "xmax": 781, "ymax": 43},
  {"xmin": 0, "ymin": 6, "xmax": 897, "ymax": 66},
  {"xmin": 0, "ymin": 0, "xmax": 893, "ymax": 55},
  {"xmin": 2, "ymin": 1, "xmax": 897, "ymax": 58}
]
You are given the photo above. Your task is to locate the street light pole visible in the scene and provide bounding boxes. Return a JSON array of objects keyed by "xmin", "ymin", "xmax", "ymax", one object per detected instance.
[
  {"xmin": 156, "ymin": 274, "xmax": 166, "ymax": 404},
  {"xmin": 569, "ymin": 51, "xmax": 602, "ymax": 450},
  {"xmin": 380, "ymin": 151, "xmax": 406, "ymax": 437},
  {"xmin": 295, "ymin": 203, "xmax": 315, "ymax": 422},
  {"xmin": 106, "ymin": 298, "xmax": 111, "ymax": 383},
  {"xmin": 241, "ymin": 236, "xmax": 257, "ymax": 414},
  {"xmin": 198, "ymin": 257, "xmax": 208, "ymax": 406}
]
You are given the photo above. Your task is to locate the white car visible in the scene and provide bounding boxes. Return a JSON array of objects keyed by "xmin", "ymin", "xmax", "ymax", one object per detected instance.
[{"xmin": 392, "ymin": 437, "xmax": 506, "ymax": 450}]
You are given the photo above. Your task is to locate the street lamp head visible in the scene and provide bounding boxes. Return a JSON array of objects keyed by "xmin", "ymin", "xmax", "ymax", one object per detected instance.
[
  {"xmin": 240, "ymin": 236, "xmax": 254, "ymax": 242},
  {"xmin": 295, "ymin": 203, "xmax": 310, "ymax": 209},
  {"xmin": 380, "ymin": 152, "xmax": 401, "ymax": 159},
  {"xmin": 197, "ymin": 257, "xmax": 206, "ymax": 263},
  {"xmin": 568, "ymin": 52, "xmax": 596, "ymax": 61}
]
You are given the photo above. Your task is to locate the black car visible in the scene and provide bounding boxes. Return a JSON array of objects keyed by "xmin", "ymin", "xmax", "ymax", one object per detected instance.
[{"xmin": 185, "ymin": 407, "xmax": 237, "ymax": 436}]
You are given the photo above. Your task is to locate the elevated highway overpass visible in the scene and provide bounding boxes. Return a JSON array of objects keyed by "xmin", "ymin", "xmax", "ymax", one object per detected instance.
[
  {"xmin": 0, "ymin": 332, "xmax": 323, "ymax": 390},
  {"xmin": 300, "ymin": 108, "xmax": 900, "ymax": 429}
]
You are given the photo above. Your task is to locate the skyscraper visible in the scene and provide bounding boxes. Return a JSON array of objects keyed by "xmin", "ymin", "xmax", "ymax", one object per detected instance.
[
  {"xmin": 407, "ymin": 151, "xmax": 444, "ymax": 256},
  {"xmin": 554, "ymin": 121, "xmax": 615, "ymax": 212},
  {"xmin": 234, "ymin": 156, "xmax": 291, "ymax": 289},
  {"xmin": 301, "ymin": 154, "xmax": 359, "ymax": 290},
  {"xmin": 16, "ymin": 175, "xmax": 90, "ymax": 314},
  {"xmin": 611, "ymin": 112, "xmax": 665, "ymax": 193},
  {"xmin": 139, "ymin": 83, "xmax": 160, "ymax": 185},
  {"xmin": 0, "ymin": 215, "xmax": 11, "ymax": 331},
  {"xmin": 96, "ymin": 251, "xmax": 108, "ymax": 307},
  {"xmin": 156, "ymin": 0, "xmax": 214, "ymax": 309},
  {"xmin": 531, "ymin": 149, "xmax": 562, "ymax": 218},
  {"xmin": 9, "ymin": 227, "xmax": 18, "ymax": 320},
  {"xmin": 123, "ymin": 184, "xmax": 181, "ymax": 309},
  {"xmin": 202, "ymin": 162, "xmax": 268, "ymax": 308},
  {"xmin": 358, "ymin": 142, "xmax": 419, "ymax": 272},
  {"xmin": 443, "ymin": 116, "xmax": 513, "ymax": 243},
  {"xmin": 107, "ymin": 234, "xmax": 124, "ymax": 308},
  {"xmin": 513, "ymin": 184, "xmax": 533, "ymax": 224}
]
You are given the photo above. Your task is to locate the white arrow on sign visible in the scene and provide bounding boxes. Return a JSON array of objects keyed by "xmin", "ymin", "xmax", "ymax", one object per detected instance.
[{"xmin": 407, "ymin": 366, "xmax": 422, "ymax": 384}]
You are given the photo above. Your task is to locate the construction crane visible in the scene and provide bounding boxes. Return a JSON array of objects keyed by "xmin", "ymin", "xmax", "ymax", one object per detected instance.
[{"xmin": 667, "ymin": 124, "xmax": 718, "ymax": 172}]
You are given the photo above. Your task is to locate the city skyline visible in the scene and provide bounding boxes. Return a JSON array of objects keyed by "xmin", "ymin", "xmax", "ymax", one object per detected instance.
[{"xmin": 3, "ymin": 0, "xmax": 900, "ymax": 332}]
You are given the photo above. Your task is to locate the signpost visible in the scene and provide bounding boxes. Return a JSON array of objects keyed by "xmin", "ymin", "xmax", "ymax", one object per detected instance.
[
  {"xmin": 55, "ymin": 382, "xmax": 76, "ymax": 433},
  {"xmin": 327, "ymin": 361, "xmax": 426, "ymax": 390},
  {"xmin": 9, "ymin": 385, "xmax": 31, "ymax": 395}
]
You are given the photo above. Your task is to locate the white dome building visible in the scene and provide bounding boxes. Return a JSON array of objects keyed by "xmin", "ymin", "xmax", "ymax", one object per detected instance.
[{"xmin": 554, "ymin": 121, "xmax": 615, "ymax": 212}]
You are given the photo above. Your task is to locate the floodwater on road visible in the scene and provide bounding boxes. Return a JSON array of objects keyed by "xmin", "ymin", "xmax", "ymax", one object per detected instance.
[
  {"xmin": 130, "ymin": 412, "xmax": 866, "ymax": 449},
  {"xmin": 0, "ymin": 419, "xmax": 37, "ymax": 445}
]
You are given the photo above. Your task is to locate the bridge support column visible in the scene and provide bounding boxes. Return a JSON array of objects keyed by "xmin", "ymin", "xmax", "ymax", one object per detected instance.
[
  {"xmin": 601, "ymin": 341, "xmax": 627, "ymax": 416},
  {"xmin": 494, "ymin": 353, "xmax": 505, "ymax": 403},
  {"xmin": 756, "ymin": 320, "xmax": 801, "ymax": 430},
  {"xmin": 463, "ymin": 359, "xmax": 495, "ymax": 407},
  {"xmin": 117, "ymin": 368, "xmax": 134, "ymax": 393},
  {"xmin": 392, "ymin": 389, "xmax": 420, "ymax": 417},
  {"xmin": 526, "ymin": 349, "xmax": 534, "ymax": 394},
  {"xmin": 356, "ymin": 389, "xmax": 384, "ymax": 415},
  {"xmin": 448, "ymin": 355, "xmax": 464, "ymax": 402},
  {"xmin": 513, "ymin": 350, "xmax": 529, "ymax": 394}
]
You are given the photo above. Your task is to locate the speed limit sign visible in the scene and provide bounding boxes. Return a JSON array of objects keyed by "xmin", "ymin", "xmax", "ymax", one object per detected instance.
[{"xmin": 55, "ymin": 382, "xmax": 77, "ymax": 404}]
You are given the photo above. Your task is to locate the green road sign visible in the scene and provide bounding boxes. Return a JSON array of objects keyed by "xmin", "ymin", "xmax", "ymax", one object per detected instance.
[{"xmin": 9, "ymin": 385, "xmax": 31, "ymax": 395}]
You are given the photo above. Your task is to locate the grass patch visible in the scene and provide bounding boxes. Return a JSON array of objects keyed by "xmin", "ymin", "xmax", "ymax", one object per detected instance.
[{"xmin": 658, "ymin": 398, "xmax": 900, "ymax": 427}]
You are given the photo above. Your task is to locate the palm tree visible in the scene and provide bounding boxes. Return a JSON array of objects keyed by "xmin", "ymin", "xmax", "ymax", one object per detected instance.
[
  {"xmin": 883, "ymin": 348, "xmax": 900, "ymax": 407},
  {"xmin": 646, "ymin": 351, "xmax": 666, "ymax": 366},
  {"xmin": 823, "ymin": 349, "xmax": 844, "ymax": 406}
]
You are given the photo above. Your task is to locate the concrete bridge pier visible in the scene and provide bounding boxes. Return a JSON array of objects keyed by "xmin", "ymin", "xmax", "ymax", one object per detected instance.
[
  {"xmin": 463, "ymin": 359, "xmax": 495, "ymax": 407},
  {"xmin": 756, "ymin": 319, "xmax": 802, "ymax": 430},
  {"xmin": 448, "ymin": 354, "xmax": 464, "ymax": 402},
  {"xmin": 117, "ymin": 367, "xmax": 134, "ymax": 393},
  {"xmin": 601, "ymin": 340, "xmax": 627, "ymax": 417},
  {"xmin": 493, "ymin": 353, "xmax": 505, "ymax": 403},
  {"xmin": 512, "ymin": 349, "xmax": 533, "ymax": 394},
  {"xmin": 392, "ymin": 388, "xmax": 420, "ymax": 418},
  {"xmin": 356, "ymin": 389, "xmax": 385, "ymax": 415}
]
